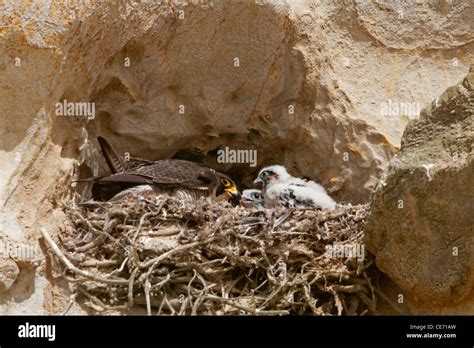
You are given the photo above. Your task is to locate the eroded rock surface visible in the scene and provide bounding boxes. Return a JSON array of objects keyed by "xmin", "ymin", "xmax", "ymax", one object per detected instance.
[
  {"xmin": 365, "ymin": 67, "xmax": 474, "ymax": 307},
  {"xmin": 0, "ymin": 258, "xmax": 19, "ymax": 292},
  {"xmin": 0, "ymin": 0, "xmax": 473, "ymax": 314}
]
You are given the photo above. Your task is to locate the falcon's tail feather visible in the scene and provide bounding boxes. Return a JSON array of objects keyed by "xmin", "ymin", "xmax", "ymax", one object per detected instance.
[{"xmin": 98, "ymin": 136, "xmax": 126, "ymax": 173}]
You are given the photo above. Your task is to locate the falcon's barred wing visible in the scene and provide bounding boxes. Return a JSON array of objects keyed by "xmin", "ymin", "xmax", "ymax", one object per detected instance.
[
  {"xmin": 96, "ymin": 159, "xmax": 216, "ymax": 190},
  {"xmin": 125, "ymin": 157, "xmax": 154, "ymax": 170},
  {"xmin": 94, "ymin": 173, "xmax": 155, "ymax": 185}
]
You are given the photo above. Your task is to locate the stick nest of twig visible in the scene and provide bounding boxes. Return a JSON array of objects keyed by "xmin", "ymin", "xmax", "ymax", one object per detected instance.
[{"xmin": 47, "ymin": 195, "xmax": 377, "ymax": 315}]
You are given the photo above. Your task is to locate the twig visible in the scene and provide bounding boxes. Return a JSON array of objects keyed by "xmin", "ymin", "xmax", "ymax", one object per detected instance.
[
  {"xmin": 202, "ymin": 295, "xmax": 289, "ymax": 316},
  {"xmin": 41, "ymin": 228, "xmax": 129, "ymax": 286},
  {"xmin": 61, "ymin": 293, "xmax": 77, "ymax": 315},
  {"xmin": 144, "ymin": 279, "xmax": 151, "ymax": 316},
  {"xmin": 140, "ymin": 237, "xmax": 217, "ymax": 269}
]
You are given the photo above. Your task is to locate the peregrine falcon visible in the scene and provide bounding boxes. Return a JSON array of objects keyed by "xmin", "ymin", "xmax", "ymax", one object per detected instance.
[
  {"xmin": 84, "ymin": 137, "xmax": 240, "ymax": 204},
  {"xmin": 253, "ymin": 165, "xmax": 336, "ymax": 210},
  {"xmin": 241, "ymin": 189, "xmax": 264, "ymax": 209}
]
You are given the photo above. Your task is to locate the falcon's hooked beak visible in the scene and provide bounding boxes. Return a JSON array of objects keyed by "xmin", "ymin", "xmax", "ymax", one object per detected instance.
[
  {"xmin": 225, "ymin": 185, "xmax": 241, "ymax": 205},
  {"xmin": 253, "ymin": 177, "xmax": 264, "ymax": 189}
]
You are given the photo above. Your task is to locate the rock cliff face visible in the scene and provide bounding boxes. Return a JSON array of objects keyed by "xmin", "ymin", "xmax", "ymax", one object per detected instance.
[
  {"xmin": 365, "ymin": 67, "xmax": 474, "ymax": 310},
  {"xmin": 0, "ymin": 1, "xmax": 472, "ymax": 314}
]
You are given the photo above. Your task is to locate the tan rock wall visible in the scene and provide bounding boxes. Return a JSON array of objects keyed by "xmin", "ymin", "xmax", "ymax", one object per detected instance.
[
  {"xmin": 366, "ymin": 67, "xmax": 473, "ymax": 310},
  {"xmin": 0, "ymin": 0, "xmax": 472, "ymax": 314}
]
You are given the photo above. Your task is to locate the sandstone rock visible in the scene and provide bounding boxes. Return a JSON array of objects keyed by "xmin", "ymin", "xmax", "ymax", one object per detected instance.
[
  {"xmin": 365, "ymin": 67, "xmax": 474, "ymax": 306},
  {"xmin": 0, "ymin": 0, "xmax": 473, "ymax": 314},
  {"xmin": 0, "ymin": 258, "xmax": 20, "ymax": 292}
]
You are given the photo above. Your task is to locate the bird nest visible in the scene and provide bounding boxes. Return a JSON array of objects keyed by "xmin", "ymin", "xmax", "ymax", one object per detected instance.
[{"xmin": 45, "ymin": 195, "xmax": 377, "ymax": 315}]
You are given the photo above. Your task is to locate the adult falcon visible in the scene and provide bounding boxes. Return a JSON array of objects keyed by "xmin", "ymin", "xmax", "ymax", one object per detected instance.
[{"xmin": 83, "ymin": 137, "xmax": 240, "ymax": 204}]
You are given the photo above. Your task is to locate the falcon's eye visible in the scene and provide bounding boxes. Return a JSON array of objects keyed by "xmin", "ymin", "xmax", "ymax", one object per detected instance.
[
  {"xmin": 254, "ymin": 193, "xmax": 263, "ymax": 200},
  {"xmin": 222, "ymin": 179, "xmax": 231, "ymax": 187},
  {"xmin": 261, "ymin": 171, "xmax": 274, "ymax": 180}
]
